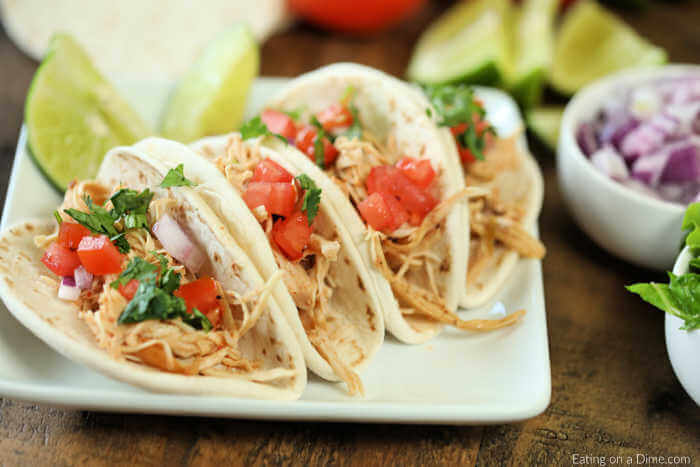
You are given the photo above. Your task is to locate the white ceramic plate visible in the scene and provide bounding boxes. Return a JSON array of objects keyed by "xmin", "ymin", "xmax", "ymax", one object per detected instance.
[{"xmin": 0, "ymin": 78, "xmax": 550, "ymax": 424}]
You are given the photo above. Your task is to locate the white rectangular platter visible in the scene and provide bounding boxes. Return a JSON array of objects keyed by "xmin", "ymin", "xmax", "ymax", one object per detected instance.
[{"xmin": 0, "ymin": 77, "xmax": 550, "ymax": 424}]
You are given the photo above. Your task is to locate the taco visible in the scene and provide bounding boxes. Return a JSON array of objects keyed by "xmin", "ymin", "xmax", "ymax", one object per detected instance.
[
  {"xmin": 205, "ymin": 63, "xmax": 522, "ymax": 344},
  {"xmin": 137, "ymin": 136, "xmax": 384, "ymax": 395},
  {"xmin": 420, "ymin": 84, "xmax": 546, "ymax": 308},
  {"xmin": 0, "ymin": 144, "xmax": 306, "ymax": 399}
]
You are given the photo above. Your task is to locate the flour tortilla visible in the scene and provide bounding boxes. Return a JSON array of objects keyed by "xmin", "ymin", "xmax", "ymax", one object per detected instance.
[
  {"xmin": 0, "ymin": 146, "xmax": 306, "ymax": 399},
  {"xmin": 137, "ymin": 136, "xmax": 385, "ymax": 384},
  {"xmin": 262, "ymin": 63, "xmax": 470, "ymax": 344},
  {"xmin": 460, "ymin": 134, "xmax": 544, "ymax": 308},
  {"xmin": 0, "ymin": 0, "xmax": 288, "ymax": 80}
]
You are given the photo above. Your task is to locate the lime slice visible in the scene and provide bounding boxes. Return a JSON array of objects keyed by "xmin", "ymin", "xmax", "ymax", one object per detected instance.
[
  {"xmin": 25, "ymin": 34, "xmax": 151, "ymax": 191},
  {"xmin": 526, "ymin": 106, "xmax": 564, "ymax": 150},
  {"xmin": 506, "ymin": 0, "xmax": 558, "ymax": 108},
  {"xmin": 549, "ymin": 1, "xmax": 666, "ymax": 95},
  {"xmin": 406, "ymin": 0, "xmax": 510, "ymax": 85},
  {"xmin": 160, "ymin": 24, "xmax": 259, "ymax": 143}
]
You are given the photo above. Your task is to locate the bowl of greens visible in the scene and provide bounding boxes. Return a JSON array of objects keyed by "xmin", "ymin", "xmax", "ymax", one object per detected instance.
[{"xmin": 627, "ymin": 204, "xmax": 700, "ymax": 405}]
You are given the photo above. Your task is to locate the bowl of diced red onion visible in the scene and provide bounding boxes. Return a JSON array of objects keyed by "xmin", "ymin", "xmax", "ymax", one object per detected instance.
[{"xmin": 557, "ymin": 65, "xmax": 700, "ymax": 270}]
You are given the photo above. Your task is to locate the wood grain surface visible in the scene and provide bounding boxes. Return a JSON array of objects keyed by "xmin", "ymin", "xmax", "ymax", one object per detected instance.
[{"xmin": 0, "ymin": 1, "xmax": 699, "ymax": 466}]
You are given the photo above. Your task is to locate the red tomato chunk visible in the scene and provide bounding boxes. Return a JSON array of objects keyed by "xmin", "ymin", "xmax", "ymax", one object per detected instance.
[
  {"xmin": 252, "ymin": 158, "xmax": 293, "ymax": 183},
  {"xmin": 58, "ymin": 222, "xmax": 91, "ymax": 250},
  {"xmin": 396, "ymin": 156, "xmax": 436, "ymax": 189},
  {"xmin": 366, "ymin": 165, "xmax": 437, "ymax": 220},
  {"xmin": 243, "ymin": 181, "xmax": 297, "ymax": 218},
  {"xmin": 41, "ymin": 242, "xmax": 82, "ymax": 276},
  {"xmin": 261, "ymin": 109, "xmax": 297, "ymax": 141},
  {"xmin": 358, "ymin": 192, "xmax": 392, "ymax": 231},
  {"xmin": 295, "ymin": 125, "xmax": 339, "ymax": 166},
  {"xmin": 77, "ymin": 235, "xmax": 123, "ymax": 275},
  {"xmin": 175, "ymin": 277, "xmax": 222, "ymax": 327},
  {"xmin": 272, "ymin": 211, "xmax": 313, "ymax": 260},
  {"xmin": 118, "ymin": 279, "xmax": 139, "ymax": 300},
  {"xmin": 317, "ymin": 104, "xmax": 353, "ymax": 131}
]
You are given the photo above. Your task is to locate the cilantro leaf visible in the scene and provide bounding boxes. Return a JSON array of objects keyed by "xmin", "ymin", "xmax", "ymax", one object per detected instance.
[
  {"xmin": 627, "ymin": 272, "xmax": 700, "ymax": 330},
  {"xmin": 310, "ymin": 116, "xmax": 327, "ymax": 169},
  {"xmin": 342, "ymin": 103, "xmax": 362, "ymax": 140},
  {"xmin": 110, "ymin": 257, "xmax": 158, "ymax": 289},
  {"xmin": 423, "ymin": 83, "xmax": 495, "ymax": 161},
  {"xmin": 296, "ymin": 174, "xmax": 322, "ymax": 223},
  {"xmin": 240, "ymin": 116, "xmax": 287, "ymax": 143},
  {"xmin": 110, "ymin": 188, "xmax": 153, "ymax": 231},
  {"xmin": 54, "ymin": 210, "xmax": 63, "ymax": 225},
  {"xmin": 284, "ymin": 109, "xmax": 302, "ymax": 120},
  {"xmin": 64, "ymin": 195, "xmax": 127, "ymax": 250},
  {"xmin": 160, "ymin": 164, "xmax": 196, "ymax": 188}
]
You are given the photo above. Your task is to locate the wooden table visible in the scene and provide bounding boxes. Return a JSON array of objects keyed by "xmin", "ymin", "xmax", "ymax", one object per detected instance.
[{"xmin": 0, "ymin": 2, "xmax": 699, "ymax": 465}]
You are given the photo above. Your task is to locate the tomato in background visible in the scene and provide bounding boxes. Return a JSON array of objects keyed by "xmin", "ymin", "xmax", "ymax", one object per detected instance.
[{"xmin": 287, "ymin": 0, "xmax": 428, "ymax": 34}]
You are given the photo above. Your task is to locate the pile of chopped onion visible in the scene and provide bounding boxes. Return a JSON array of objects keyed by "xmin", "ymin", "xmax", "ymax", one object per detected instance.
[
  {"xmin": 577, "ymin": 75, "xmax": 700, "ymax": 204},
  {"xmin": 152, "ymin": 214, "xmax": 205, "ymax": 273}
]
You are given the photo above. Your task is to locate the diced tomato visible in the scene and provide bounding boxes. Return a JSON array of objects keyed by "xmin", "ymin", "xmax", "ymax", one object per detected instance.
[
  {"xmin": 57, "ymin": 222, "xmax": 91, "ymax": 250},
  {"xmin": 175, "ymin": 277, "xmax": 220, "ymax": 313},
  {"xmin": 366, "ymin": 165, "xmax": 437, "ymax": 218},
  {"xmin": 261, "ymin": 109, "xmax": 297, "ymax": 141},
  {"xmin": 76, "ymin": 235, "xmax": 123, "ymax": 275},
  {"xmin": 316, "ymin": 103, "xmax": 353, "ymax": 131},
  {"xmin": 396, "ymin": 157, "xmax": 436, "ymax": 189},
  {"xmin": 267, "ymin": 182, "xmax": 297, "ymax": 217},
  {"xmin": 243, "ymin": 181, "xmax": 297, "ymax": 217},
  {"xmin": 381, "ymin": 192, "xmax": 409, "ymax": 231},
  {"xmin": 294, "ymin": 124, "xmax": 339, "ymax": 166},
  {"xmin": 251, "ymin": 158, "xmax": 293, "ymax": 183},
  {"xmin": 118, "ymin": 279, "xmax": 139, "ymax": 301},
  {"xmin": 358, "ymin": 193, "xmax": 392, "ymax": 231},
  {"xmin": 204, "ymin": 308, "xmax": 221, "ymax": 329},
  {"xmin": 272, "ymin": 211, "xmax": 313, "ymax": 260},
  {"xmin": 41, "ymin": 242, "xmax": 82, "ymax": 276}
]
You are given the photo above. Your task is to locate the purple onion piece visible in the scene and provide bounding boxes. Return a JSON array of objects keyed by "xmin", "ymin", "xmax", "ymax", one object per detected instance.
[
  {"xmin": 661, "ymin": 144, "xmax": 700, "ymax": 183},
  {"xmin": 693, "ymin": 110, "xmax": 700, "ymax": 135},
  {"xmin": 590, "ymin": 146, "xmax": 629, "ymax": 181},
  {"xmin": 577, "ymin": 122, "xmax": 599, "ymax": 157}
]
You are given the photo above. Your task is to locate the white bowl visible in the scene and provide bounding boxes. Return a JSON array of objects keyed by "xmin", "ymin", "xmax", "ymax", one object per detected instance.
[
  {"xmin": 557, "ymin": 65, "xmax": 700, "ymax": 271},
  {"xmin": 666, "ymin": 247, "xmax": 700, "ymax": 405}
]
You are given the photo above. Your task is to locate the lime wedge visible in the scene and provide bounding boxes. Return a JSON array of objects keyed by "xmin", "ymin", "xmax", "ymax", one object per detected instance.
[
  {"xmin": 526, "ymin": 106, "xmax": 564, "ymax": 150},
  {"xmin": 549, "ymin": 1, "xmax": 666, "ymax": 95},
  {"xmin": 406, "ymin": 0, "xmax": 510, "ymax": 85},
  {"xmin": 25, "ymin": 34, "xmax": 151, "ymax": 191},
  {"xmin": 506, "ymin": 0, "xmax": 558, "ymax": 108},
  {"xmin": 160, "ymin": 24, "xmax": 259, "ymax": 143}
]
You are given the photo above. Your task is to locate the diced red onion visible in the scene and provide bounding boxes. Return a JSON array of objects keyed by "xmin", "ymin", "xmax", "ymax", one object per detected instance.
[
  {"xmin": 661, "ymin": 144, "xmax": 700, "ymax": 183},
  {"xmin": 152, "ymin": 214, "xmax": 206, "ymax": 273},
  {"xmin": 631, "ymin": 149, "xmax": 671, "ymax": 186},
  {"xmin": 591, "ymin": 146, "xmax": 629, "ymax": 181},
  {"xmin": 621, "ymin": 122, "xmax": 667, "ymax": 160},
  {"xmin": 73, "ymin": 265, "xmax": 93, "ymax": 290},
  {"xmin": 577, "ymin": 122, "xmax": 599, "ymax": 156},
  {"xmin": 58, "ymin": 277, "xmax": 81, "ymax": 301}
]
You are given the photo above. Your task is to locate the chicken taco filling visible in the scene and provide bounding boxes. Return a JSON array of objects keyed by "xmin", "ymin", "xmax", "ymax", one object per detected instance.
[
  {"xmin": 423, "ymin": 84, "xmax": 546, "ymax": 288},
  {"xmin": 34, "ymin": 168, "xmax": 285, "ymax": 379},
  {"xmin": 209, "ymin": 135, "xmax": 367, "ymax": 395},
  {"xmin": 247, "ymin": 89, "xmax": 521, "ymax": 332}
]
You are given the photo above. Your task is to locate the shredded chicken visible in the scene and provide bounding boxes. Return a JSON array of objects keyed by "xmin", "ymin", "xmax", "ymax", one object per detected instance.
[
  {"xmin": 465, "ymin": 135, "xmax": 546, "ymax": 285},
  {"xmin": 40, "ymin": 181, "xmax": 287, "ymax": 379},
  {"xmin": 217, "ymin": 135, "xmax": 363, "ymax": 395},
  {"xmin": 334, "ymin": 135, "xmax": 526, "ymax": 333}
]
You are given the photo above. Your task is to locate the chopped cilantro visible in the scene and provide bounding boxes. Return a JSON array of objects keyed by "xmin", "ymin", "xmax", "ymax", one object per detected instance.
[
  {"xmin": 240, "ymin": 116, "xmax": 287, "ymax": 143},
  {"xmin": 110, "ymin": 257, "xmax": 158, "ymax": 289},
  {"xmin": 423, "ymin": 83, "xmax": 495, "ymax": 161},
  {"xmin": 64, "ymin": 187, "xmax": 153, "ymax": 253},
  {"xmin": 310, "ymin": 116, "xmax": 328, "ymax": 169},
  {"xmin": 54, "ymin": 210, "xmax": 63, "ymax": 225},
  {"xmin": 283, "ymin": 109, "xmax": 302, "ymax": 120},
  {"xmin": 342, "ymin": 103, "xmax": 362, "ymax": 140},
  {"xmin": 116, "ymin": 255, "xmax": 210, "ymax": 331},
  {"xmin": 160, "ymin": 164, "xmax": 196, "ymax": 188},
  {"xmin": 296, "ymin": 174, "xmax": 322, "ymax": 223}
]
